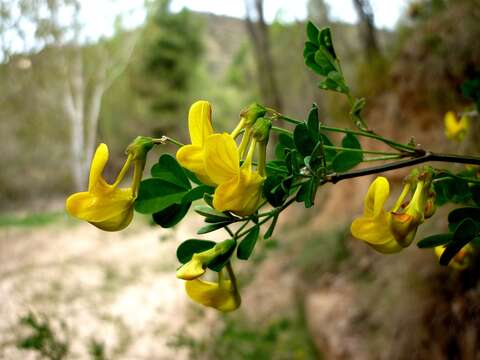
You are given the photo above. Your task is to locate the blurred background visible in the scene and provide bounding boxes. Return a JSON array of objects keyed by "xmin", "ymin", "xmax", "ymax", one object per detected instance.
[{"xmin": 1, "ymin": 0, "xmax": 480, "ymax": 358}]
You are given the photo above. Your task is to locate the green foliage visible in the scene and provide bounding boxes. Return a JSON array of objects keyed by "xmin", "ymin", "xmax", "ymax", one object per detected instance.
[
  {"xmin": 136, "ymin": 154, "xmax": 213, "ymax": 227},
  {"xmin": 461, "ymin": 75, "xmax": 480, "ymax": 112},
  {"xmin": 304, "ymin": 22, "xmax": 348, "ymax": 94},
  {"xmin": 16, "ymin": 312, "xmax": 69, "ymax": 360},
  {"xmin": 138, "ymin": 0, "xmax": 203, "ymax": 113},
  {"xmin": 237, "ymin": 225, "xmax": 260, "ymax": 260},
  {"xmin": 176, "ymin": 239, "xmax": 236, "ymax": 272},
  {"xmin": 331, "ymin": 133, "xmax": 363, "ymax": 172}
]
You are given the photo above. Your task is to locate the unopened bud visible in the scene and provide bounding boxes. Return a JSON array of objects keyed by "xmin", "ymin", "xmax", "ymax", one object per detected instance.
[
  {"xmin": 240, "ymin": 103, "xmax": 267, "ymax": 126},
  {"xmin": 252, "ymin": 117, "xmax": 272, "ymax": 143},
  {"xmin": 126, "ymin": 136, "xmax": 155, "ymax": 160}
]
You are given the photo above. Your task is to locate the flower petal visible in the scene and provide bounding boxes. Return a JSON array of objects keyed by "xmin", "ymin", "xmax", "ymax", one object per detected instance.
[
  {"xmin": 185, "ymin": 278, "xmax": 241, "ymax": 312},
  {"xmin": 90, "ymin": 205, "xmax": 134, "ymax": 231},
  {"xmin": 66, "ymin": 187, "xmax": 133, "ymax": 223},
  {"xmin": 204, "ymin": 133, "xmax": 239, "ymax": 185},
  {"xmin": 188, "ymin": 100, "xmax": 214, "ymax": 146},
  {"xmin": 88, "ymin": 143, "xmax": 110, "ymax": 191},
  {"xmin": 364, "ymin": 176, "xmax": 390, "ymax": 218},
  {"xmin": 213, "ymin": 168, "xmax": 263, "ymax": 216},
  {"xmin": 176, "ymin": 144, "xmax": 214, "ymax": 185}
]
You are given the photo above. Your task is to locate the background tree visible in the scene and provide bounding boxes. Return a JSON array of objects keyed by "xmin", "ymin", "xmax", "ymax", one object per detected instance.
[
  {"xmin": 244, "ymin": 0, "xmax": 283, "ymax": 111},
  {"xmin": 352, "ymin": 0, "xmax": 381, "ymax": 59}
]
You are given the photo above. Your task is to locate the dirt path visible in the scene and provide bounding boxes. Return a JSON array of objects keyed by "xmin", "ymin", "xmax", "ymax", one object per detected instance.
[{"xmin": 0, "ymin": 216, "xmax": 212, "ymax": 359}]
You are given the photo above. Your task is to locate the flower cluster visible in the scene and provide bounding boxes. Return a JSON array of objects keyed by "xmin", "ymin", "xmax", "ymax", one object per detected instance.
[
  {"xmin": 176, "ymin": 100, "xmax": 268, "ymax": 216},
  {"xmin": 351, "ymin": 169, "xmax": 435, "ymax": 254}
]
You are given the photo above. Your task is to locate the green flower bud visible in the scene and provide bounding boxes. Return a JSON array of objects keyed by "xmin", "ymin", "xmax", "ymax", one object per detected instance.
[
  {"xmin": 126, "ymin": 136, "xmax": 155, "ymax": 160},
  {"xmin": 240, "ymin": 103, "xmax": 267, "ymax": 126},
  {"xmin": 252, "ymin": 117, "xmax": 272, "ymax": 143}
]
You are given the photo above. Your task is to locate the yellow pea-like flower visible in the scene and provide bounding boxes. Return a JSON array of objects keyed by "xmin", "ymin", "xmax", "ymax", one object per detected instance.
[
  {"xmin": 435, "ymin": 243, "xmax": 474, "ymax": 270},
  {"xmin": 204, "ymin": 133, "xmax": 264, "ymax": 216},
  {"xmin": 176, "ymin": 100, "xmax": 216, "ymax": 185},
  {"xmin": 444, "ymin": 111, "xmax": 470, "ymax": 142},
  {"xmin": 351, "ymin": 177, "xmax": 403, "ymax": 253},
  {"xmin": 185, "ymin": 278, "xmax": 241, "ymax": 312},
  {"xmin": 66, "ymin": 143, "xmax": 136, "ymax": 231}
]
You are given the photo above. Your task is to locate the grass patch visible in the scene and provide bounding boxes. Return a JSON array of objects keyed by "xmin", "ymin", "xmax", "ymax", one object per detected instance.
[{"xmin": 0, "ymin": 211, "xmax": 65, "ymax": 228}]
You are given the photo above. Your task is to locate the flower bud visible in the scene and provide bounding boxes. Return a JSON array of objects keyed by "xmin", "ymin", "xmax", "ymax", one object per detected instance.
[
  {"xmin": 252, "ymin": 117, "xmax": 272, "ymax": 143},
  {"xmin": 240, "ymin": 103, "xmax": 267, "ymax": 127},
  {"xmin": 126, "ymin": 136, "xmax": 155, "ymax": 160}
]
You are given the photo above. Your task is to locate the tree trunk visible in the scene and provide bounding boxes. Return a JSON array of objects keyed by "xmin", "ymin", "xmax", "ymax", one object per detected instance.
[
  {"xmin": 244, "ymin": 0, "xmax": 283, "ymax": 111},
  {"xmin": 352, "ymin": 0, "xmax": 381, "ymax": 59}
]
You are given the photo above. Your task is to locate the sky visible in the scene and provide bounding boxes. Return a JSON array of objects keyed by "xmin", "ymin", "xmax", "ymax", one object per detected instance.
[
  {"xmin": 5, "ymin": 0, "xmax": 409, "ymax": 56},
  {"xmin": 82, "ymin": 0, "xmax": 409, "ymax": 40}
]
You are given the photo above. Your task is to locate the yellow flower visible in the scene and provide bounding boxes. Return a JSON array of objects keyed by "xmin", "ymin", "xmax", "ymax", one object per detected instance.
[
  {"xmin": 204, "ymin": 133, "xmax": 264, "ymax": 216},
  {"xmin": 176, "ymin": 101, "xmax": 216, "ymax": 185},
  {"xmin": 435, "ymin": 243, "xmax": 474, "ymax": 270},
  {"xmin": 351, "ymin": 177, "xmax": 403, "ymax": 253},
  {"xmin": 444, "ymin": 111, "xmax": 470, "ymax": 142},
  {"xmin": 66, "ymin": 142, "xmax": 144, "ymax": 231},
  {"xmin": 185, "ymin": 278, "xmax": 241, "ymax": 312}
]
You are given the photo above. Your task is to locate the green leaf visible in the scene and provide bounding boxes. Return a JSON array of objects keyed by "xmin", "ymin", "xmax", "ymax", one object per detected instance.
[
  {"xmin": 306, "ymin": 21, "xmax": 320, "ymax": 45},
  {"xmin": 275, "ymin": 133, "xmax": 295, "ymax": 160},
  {"xmin": 319, "ymin": 71, "xmax": 349, "ymax": 94},
  {"xmin": 350, "ymin": 97, "xmax": 366, "ymax": 118},
  {"xmin": 266, "ymin": 160, "xmax": 289, "ymax": 176},
  {"xmin": 182, "ymin": 185, "xmax": 215, "ymax": 203},
  {"xmin": 203, "ymin": 193, "xmax": 214, "ymax": 207},
  {"xmin": 177, "ymin": 239, "xmax": 216, "ymax": 264},
  {"xmin": 331, "ymin": 151, "xmax": 362, "ymax": 172},
  {"xmin": 314, "ymin": 48, "xmax": 336, "ymax": 76},
  {"xmin": 320, "ymin": 133, "xmax": 336, "ymax": 162},
  {"xmin": 237, "ymin": 225, "xmax": 260, "ymax": 260},
  {"xmin": 305, "ymin": 53, "xmax": 325, "ymax": 76},
  {"xmin": 303, "ymin": 41, "xmax": 317, "ymax": 57},
  {"xmin": 341, "ymin": 133, "xmax": 362, "ymax": 150},
  {"xmin": 263, "ymin": 175, "xmax": 289, "ymax": 207},
  {"xmin": 183, "ymin": 168, "xmax": 203, "ymax": 185},
  {"xmin": 194, "ymin": 205, "xmax": 232, "ymax": 221},
  {"xmin": 264, "ymin": 213, "xmax": 279, "ymax": 240},
  {"xmin": 318, "ymin": 27, "xmax": 336, "ymax": 59},
  {"xmin": 448, "ymin": 207, "xmax": 480, "ymax": 227},
  {"xmin": 294, "ymin": 123, "xmax": 315, "ymax": 157},
  {"xmin": 417, "ymin": 233, "xmax": 453, "ymax": 248},
  {"xmin": 471, "ymin": 185, "xmax": 480, "ymax": 207},
  {"xmin": 135, "ymin": 179, "xmax": 187, "ymax": 214},
  {"xmin": 306, "ymin": 104, "xmax": 320, "ymax": 142},
  {"xmin": 151, "ymin": 154, "xmax": 191, "ymax": 190},
  {"xmin": 197, "ymin": 221, "xmax": 233, "ymax": 235},
  {"xmin": 152, "ymin": 202, "xmax": 191, "ymax": 228},
  {"xmin": 434, "ymin": 178, "xmax": 472, "ymax": 206},
  {"xmin": 440, "ymin": 218, "xmax": 478, "ymax": 266}
]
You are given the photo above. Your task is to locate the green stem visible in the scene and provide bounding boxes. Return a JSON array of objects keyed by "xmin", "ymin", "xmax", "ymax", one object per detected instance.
[
  {"xmin": 323, "ymin": 145, "xmax": 402, "ymax": 156},
  {"xmin": 153, "ymin": 136, "xmax": 184, "ymax": 147},
  {"xmin": 362, "ymin": 155, "xmax": 405, "ymax": 162}
]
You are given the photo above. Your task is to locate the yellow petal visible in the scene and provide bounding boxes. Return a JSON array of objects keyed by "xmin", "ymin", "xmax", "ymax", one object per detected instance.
[
  {"xmin": 364, "ymin": 177, "xmax": 390, "ymax": 218},
  {"xmin": 90, "ymin": 205, "xmax": 134, "ymax": 231},
  {"xmin": 185, "ymin": 278, "xmax": 241, "ymax": 312},
  {"xmin": 204, "ymin": 133, "xmax": 240, "ymax": 185},
  {"xmin": 176, "ymin": 255, "xmax": 206, "ymax": 280},
  {"xmin": 188, "ymin": 100, "xmax": 214, "ymax": 146},
  {"xmin": 212, "ymin": 168, "xmax": 264, "ymax": 216},
  {"xmin": 176, "ymin": 144, "xmax": 215, "ymax": 185},
  {"xmin": 66, "ymin": 187, "xmax": 133, "ymax": 223},
  {"xmin": 88, "ymin": 143, "xmax": 110, "ymax": 191}
]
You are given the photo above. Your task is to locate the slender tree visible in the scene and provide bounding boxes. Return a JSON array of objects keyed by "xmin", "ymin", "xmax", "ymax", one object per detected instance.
[
  {"xmin": 244, "ymin": 0, "xmax": 283, "ymax": 111},
  {"xmin": 352, "ymin": 0, "xmax": 381, "ymax": 59}
]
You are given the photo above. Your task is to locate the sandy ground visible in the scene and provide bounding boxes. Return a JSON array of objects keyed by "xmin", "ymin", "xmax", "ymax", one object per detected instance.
[{"xmin": 0, "ymin": 215, "xmax": 217, "ymax": 359}]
